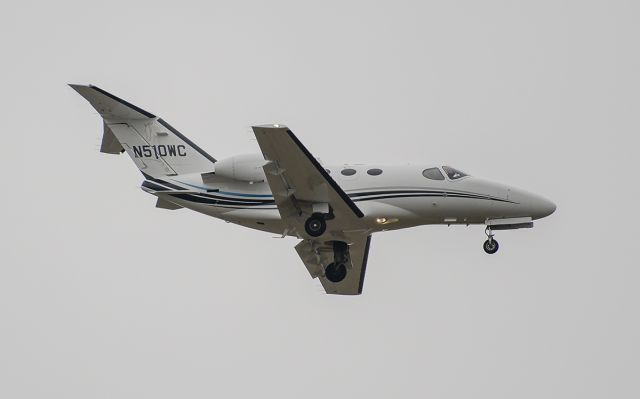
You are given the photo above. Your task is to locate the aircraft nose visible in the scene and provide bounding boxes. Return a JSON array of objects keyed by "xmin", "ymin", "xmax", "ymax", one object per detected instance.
[
  {"xmin": 532, "ymin": 195, "xmax": 556, "ymax": 219},
  {"xmin": 520, "ymin": 192, "xmax": 556, "ymax": 219},
  {"xmin": 507, "ymin": 187, "xmax": 556, "ymax": 219}
]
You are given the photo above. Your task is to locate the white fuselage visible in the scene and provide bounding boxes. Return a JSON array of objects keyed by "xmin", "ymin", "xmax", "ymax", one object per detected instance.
[
  {"xmin": 143, "ymin": 163, "xmax": 556, "ymax": 236},
  {"xmin": 72, "ymin": 84, "xmax": 558, "ymax": 294}
]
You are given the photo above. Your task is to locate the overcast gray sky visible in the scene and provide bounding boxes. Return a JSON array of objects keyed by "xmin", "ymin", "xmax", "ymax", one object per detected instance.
[{"xmin": 1, "ymin": 1, "xmax": 639, "ymax": 398}]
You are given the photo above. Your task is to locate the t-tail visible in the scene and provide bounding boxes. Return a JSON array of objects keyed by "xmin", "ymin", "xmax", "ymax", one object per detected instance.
[{"xmin": 70, "ymin": 84, "xmax": 216, "ymax": 178}]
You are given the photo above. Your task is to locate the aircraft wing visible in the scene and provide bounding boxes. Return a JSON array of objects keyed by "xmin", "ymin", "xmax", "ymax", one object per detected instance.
[
  {"xmin": 252, "ymin": 125, "xmax": 364, "ymax": 238},
  {"xmin": 296, "ymin": 235, "xmax": 372, "ymax": 295},
  {"xmin": 253, "ymin": 125, "xmax": 371, "ymax": 294}
]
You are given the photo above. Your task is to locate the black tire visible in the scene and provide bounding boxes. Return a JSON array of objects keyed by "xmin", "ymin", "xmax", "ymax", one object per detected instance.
[
  {"xmin": 483, "ymin": 239, "xmax": 499, "ymax": 254},
  {"xmin": 304, "ymin": 213, "xmax": 326, "ymax": 237},
  {"xmin": 325, "ymin": 262, "xmax": 347, "ymax": 283}
]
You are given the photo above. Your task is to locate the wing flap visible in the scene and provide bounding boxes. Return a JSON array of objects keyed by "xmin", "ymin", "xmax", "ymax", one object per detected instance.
[{"xmin": 295, "ymin": 235, "xmax": 372, "ymax": 295}]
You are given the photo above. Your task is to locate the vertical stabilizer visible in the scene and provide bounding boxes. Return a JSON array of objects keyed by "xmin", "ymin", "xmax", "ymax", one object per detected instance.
[{"xmin": 70, "ymin": 84, "xmax": 216, "ymax": 177}]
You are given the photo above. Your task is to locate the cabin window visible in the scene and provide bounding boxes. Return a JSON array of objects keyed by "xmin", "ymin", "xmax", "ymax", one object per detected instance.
[
  {"xmin": 341, "ymin": 168, "xmax": 357, "ymax": 176},
  {"xmin": 422, "ymin": 167, "xmax": 445, "ymax": 180},
  {"xmin": 442, "ymin": 166, "xmax": 468, "ymax": 180},
  {"xmin": 325, "ymin": 169, "xmax": 331, "ymax": 174},
  {"xmin": 367, "ymin": 168, "xmax": 383, "ymax": 176}
]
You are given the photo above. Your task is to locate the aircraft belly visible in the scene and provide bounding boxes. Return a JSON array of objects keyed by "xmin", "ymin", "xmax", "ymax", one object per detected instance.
[
  {"xmin": 178, "ymin": 201, "xmax": 284, "ymax": 234},
  {"xmin": 221, "ymin": 208, "xmax": 285, "ymax": 234},
  {"xmin": 436, "ymin": 196, "xmax": 495, "ymax": 222},
  {"xmin": 365, "ymin": 195, "xmax": 495, "ymax": 226}
]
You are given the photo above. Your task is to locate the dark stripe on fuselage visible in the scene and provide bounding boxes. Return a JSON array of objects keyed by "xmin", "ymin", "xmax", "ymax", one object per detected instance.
[
  {"xmin": 190, "ymin": 193, "xmax": 275, "ymax": 205},
  {"xmin": 348, "ymin": 189, "xmax": 516, "ymax": 204},
  {"xmin": 352, "ymin": 193, "xmax": 515, "ymax": 204},
  {"xmin": 142, "ymin": 181, "xmax": 169, "ymax": 191},
  {"xmin": 349, "ymin": 189, "xmax": 499, "ymax": 200},
  {"xmin": 150, "ymin": 187, "xmax": 516, "ymax": 208},
  {"xmin": 349, "ymin": 190, "xmax": 463, "ymax": 198},
  {"xmin": 153, "ymin": 179, "xmax": 188, "ymax": 191},
  {"xmin": 168, "ymin": 193, "xmax": 276, "ymax": 207},
  {"xmin": 140, "ymin": 175, "xmax": 187, "ymax": 191}
]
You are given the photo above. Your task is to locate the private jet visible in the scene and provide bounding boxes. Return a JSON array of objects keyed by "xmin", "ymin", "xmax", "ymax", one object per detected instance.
[{"xmin": 71, "ymin": 85, "xmax": 556, "ymax": 295}]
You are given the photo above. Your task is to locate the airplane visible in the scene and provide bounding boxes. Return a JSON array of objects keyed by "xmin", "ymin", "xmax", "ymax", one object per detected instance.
[{"xmin": 71, "ymin": 84, "xmax": 556, "ymax": 295}]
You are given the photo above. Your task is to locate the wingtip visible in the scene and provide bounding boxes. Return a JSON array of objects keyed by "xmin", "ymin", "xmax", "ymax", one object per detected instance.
[
  {"xmin": 252, "ymin": 124, "xmax": 289, "ymax": 130},
  {"xmin": 68, "ymin": 83, "xmax": 102, "ymax": 90},
  {"xmin": 68, "ymin": 83, "xmax": 91, "ymax": 93}
]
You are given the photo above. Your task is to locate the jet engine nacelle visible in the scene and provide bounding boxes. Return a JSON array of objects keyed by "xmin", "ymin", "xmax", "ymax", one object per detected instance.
[{"xmin": 214, "ymin": 153, "xmax": 267, "ymax": 182}]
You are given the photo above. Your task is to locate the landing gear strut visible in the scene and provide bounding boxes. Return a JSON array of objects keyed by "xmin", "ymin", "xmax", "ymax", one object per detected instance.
[
  {"xmin": 304, "ymin": 213, "xmax": 326, "ymax": 237},
  {"xmin": 483, "ymin": 227, "xmax": 499, "ymax": 254}
]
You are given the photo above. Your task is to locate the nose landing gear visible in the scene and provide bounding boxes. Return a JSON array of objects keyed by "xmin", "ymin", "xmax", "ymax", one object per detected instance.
[{"xmin": 483, "ymin": 227, "xmax": 499, "ymax": 254}]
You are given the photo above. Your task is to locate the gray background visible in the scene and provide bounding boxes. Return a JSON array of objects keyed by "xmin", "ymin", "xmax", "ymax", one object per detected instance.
[{"xmin": 1, "ymin": 1, "xmax": 638, "ymax": 398}]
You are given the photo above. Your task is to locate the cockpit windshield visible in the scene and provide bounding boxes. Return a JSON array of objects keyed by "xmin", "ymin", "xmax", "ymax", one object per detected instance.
[{"xmin": 442, "ymin": 166, "xmax": 468, "ymax": 180}]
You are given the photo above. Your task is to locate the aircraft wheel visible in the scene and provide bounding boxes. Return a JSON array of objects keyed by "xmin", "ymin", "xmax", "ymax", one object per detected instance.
[
  {"xmin": 304, "ymin": 213, "xmax": 326, "ymax": 237},
  {"xmin": 325, "ymin": 262, "xmax": 347, "ymax": 283},
  {"xmin": 483, "ymin": 239, "xmax": 499, "ymax": 254}
]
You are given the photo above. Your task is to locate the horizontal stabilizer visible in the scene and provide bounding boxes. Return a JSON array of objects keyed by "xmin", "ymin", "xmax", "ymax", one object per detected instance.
[{"xmin": 156, "ymin": 197, "xmax": 183, "ymax": 210}]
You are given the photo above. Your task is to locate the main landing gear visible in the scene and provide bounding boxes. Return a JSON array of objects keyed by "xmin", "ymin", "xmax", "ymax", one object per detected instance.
[
  {"xmin": 325, "ymin": 262, "xmax": 347, "ymax": 282},
  {"xmin": 325, "ymin": 241, "xmax": 349, "ymax": 283},
  {"xmin": 483, "ymin": 227, "xmax": 499, "ymax": 254},
  {"xmin": 303, "ymin": 212, "xmax": 348, "ymax": 283},
  {"xmin": 304, "ymin": 213, "xmax": 326, "ymax": 237}
]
